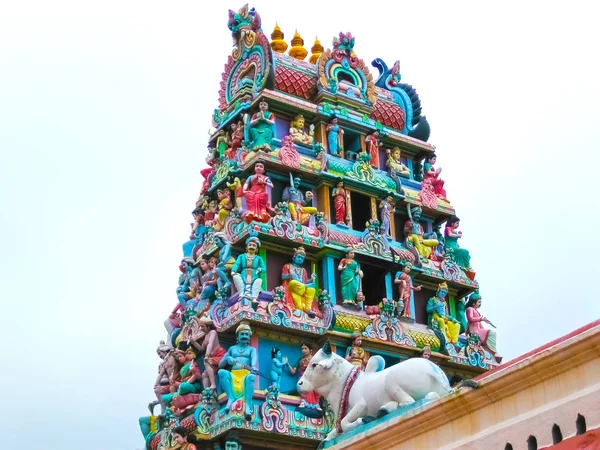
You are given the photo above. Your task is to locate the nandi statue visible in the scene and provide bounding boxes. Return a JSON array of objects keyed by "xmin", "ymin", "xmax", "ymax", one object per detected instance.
[{"xmin": 297, "ymin": 341, "xmax": 476, "ymax": 440}]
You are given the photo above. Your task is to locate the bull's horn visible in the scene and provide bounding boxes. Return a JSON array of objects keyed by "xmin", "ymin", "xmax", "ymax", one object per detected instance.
[{"xmin": 322, "ymin": 340, "xmax": 332, "ymax": 356}]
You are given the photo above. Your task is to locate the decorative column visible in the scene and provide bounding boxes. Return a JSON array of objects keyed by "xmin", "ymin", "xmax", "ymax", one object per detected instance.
[
  {"xmin": 370, "ymin": 197, "xmax": 377, "ymax": 221},
  {"xmin": 385, "ymin": 272, "xmax": 393, "ymax": 300},
  {"xmin": 259, "ymin": 248, "xmax": 267, "ymax": 289},
  {"xmin": 320, "ymin": 255, "xmax": 337, "ymax": 305},
  {"xmin": 345, "ymin": 190, "xmax": 353, "ymax": 229},
  {"xmin": 316, "ymin": 185, "xmax": 330, "ymax": 222}
]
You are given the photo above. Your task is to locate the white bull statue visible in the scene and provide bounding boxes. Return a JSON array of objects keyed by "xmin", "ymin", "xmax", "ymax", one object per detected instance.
[{"xmin": 297, "ymin": 341, "xmax": 477, "ymax": 440}]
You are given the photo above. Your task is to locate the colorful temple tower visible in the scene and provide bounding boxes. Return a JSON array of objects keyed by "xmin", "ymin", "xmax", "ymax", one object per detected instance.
[{"xmin": 139, "ymin": 4, "xmax": 500, "ymax": 449}]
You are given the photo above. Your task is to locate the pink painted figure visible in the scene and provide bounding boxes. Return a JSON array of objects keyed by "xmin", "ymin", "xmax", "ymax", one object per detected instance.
[
  {"xmin": 423, "ymin": 153, "xmax": 448, "ymax": 201},
  {"xmin": 225, "ymin": 120, "xmax": 244, "ymax": 160},
  {"xmin": 365, "ymin": 131, "xmax": 383, "ymax": 168},
  {"xmin": 394, "ymin": 263, "xmax": 422, "ymax": 318},
  {"xmin": 465, "ymin": 293, "xmax": 497, "ymax": 356},
  {"xmin": 242, "ymin": 162, "xmax": 274, "ymax": 223}
]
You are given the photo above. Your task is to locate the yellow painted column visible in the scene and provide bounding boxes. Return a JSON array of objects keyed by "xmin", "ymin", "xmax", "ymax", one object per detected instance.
[
  {"xmin": 371, "ymin": 197, "xmax": 377, "ymax": 221},
  {"xmin": 359, "ymin": 134, "xmax": 366, "ymax": 152},
  {"xmin": 389, "ymin": 208, "xmax": 396, "ymax": 238},
  {"xmin": 316, "ymin": 185, "xmax": 330, "ymax": 222},
  {"xmin": 346, "ymin": 189, "xmax": 353, "ymax": 229}
]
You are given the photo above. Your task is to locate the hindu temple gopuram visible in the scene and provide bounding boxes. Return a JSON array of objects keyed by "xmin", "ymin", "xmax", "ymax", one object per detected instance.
[{"xmin": 138, "ymin": 4, "xmax": 509, "ymax": 449}]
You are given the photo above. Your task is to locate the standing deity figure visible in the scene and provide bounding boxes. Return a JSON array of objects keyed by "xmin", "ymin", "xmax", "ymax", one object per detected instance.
[
  {"xmin": 404, "ymin": 206, "xmax": 439, "ymax": 261},
  {"xmin": 218, "ymin": 322, "xmax": 258, "ymax": 420},
  {"xmin": 249, "ymin": 101, "xmax": 275, "ymax": 152},
  {"xmin": 153, "ymin": 342, "xmax": 181, "ymax": 414},
  {"xmin": 289, "ymin": 114, "xmax": 314, "ymax": 146},
  {"xmin": 345, "ymin": 330, "xmax": 367, "ymax": 370},
  {"xmin": 270, "ymin": 347, "xmax": 288, "ymax": 390},
  {"xmin": 338, "ymin": 250, "xmax": 364, "ymax": 307},
  {"xmin": 393, "ymin": 263, "xmax": 422, "ymax": 319},
  {"xmin": 332, "ymin": 180, "xmax": 347, "ymax": 225},
  {"xmin": 231, "ymin": 236, "xmax": 265, "ymax": 307},
  {"xmin": 287, "ymin": 342, "xmax": 322, "ymax": 418},
  {"xmin": 282, "ymin": 175, "xmax": 317, "ymax": 225},
  {"xmin": 379, "ymin": 194, "xmax": 395, "ymax": 237},
  {"xmin": 281, "ymin": 246, "xmax": 317, "ymax": 317},
  {"xmin": 444, "ymin": 216, "xmax": 472, "ymax": 270},
  {"xmin": 242, "ymin": 162, "xmax": 274, "ymax": 223},
  {"xmin": 386, "ymin": 147, "xmax": 410, "ymax": 194},
  {"xmin": 423, "ymin": 154, "xmax": 448, "ymax": 201},
  {"xmin": 465, "ymin": 293, "xmax": 497, "ymax": 356},
  {"xmin": 326, "ymin": 116, "xmax": 344, "ymax": 155},
  {"xmin": 426, "ymin": 282, "xmax": 460, "ymax": 345},
  {"xmin": 213, "ymin": 232, "xmax": 234, "ymax": 292},
  {"xmin": 365, "ymin": 131, "xmax": 383, "ymax": 168},
  {"xmin": 189, "ymin": 316, "xmax": 227, "ymax": 390},
  {"xmin": 211, "ymin": 189, "xmax": 233, "ymax": 231},
  {"xmin": 226, "ymin": 176, "xmax": 244, "ymax": 210},
  {"xmin": 225, "ymin": 120, "xmax": 244, "ymax": 160},
  {"xmin": 216, "ymin": 129, "xmax": 229, "ymax": 158}
]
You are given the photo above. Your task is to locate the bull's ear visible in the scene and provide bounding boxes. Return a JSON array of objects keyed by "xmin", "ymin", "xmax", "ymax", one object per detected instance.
[
  {"xmin": 318, "ymin": 359, "xmax": 334, "ymax": 370},
  {"xmin": 322, "ymin": 340, "xmax": 332, "ymax": 356}
]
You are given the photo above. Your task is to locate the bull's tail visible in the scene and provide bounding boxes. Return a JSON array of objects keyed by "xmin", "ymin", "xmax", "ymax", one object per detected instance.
[{"xmin": 456, "ymin": 379, "xmax": 479, "ymax": 390}]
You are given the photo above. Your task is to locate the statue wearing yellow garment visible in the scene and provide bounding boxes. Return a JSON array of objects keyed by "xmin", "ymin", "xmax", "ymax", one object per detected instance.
[
  {"xmin": 282, "ymin": 175, "xmax": 317, "ymax": 226},
  {"xmin": 426, "ymin": 282, "xmax": 460, "ymax": 345},
  {"xmin": 218, "ymin": 322, "xmax": 257, "ymax": 421},
  {"xmin": 281, "ymin": 246, "xmax": 317, "ymax": 318}
]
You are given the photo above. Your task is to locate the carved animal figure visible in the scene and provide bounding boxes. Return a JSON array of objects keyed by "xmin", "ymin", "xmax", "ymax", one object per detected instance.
[{"xmin": 297, "ymin": 341, "xmax": 472, "ymax": 440}]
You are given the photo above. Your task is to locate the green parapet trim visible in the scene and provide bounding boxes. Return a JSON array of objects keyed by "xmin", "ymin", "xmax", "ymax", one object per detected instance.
[
  {"xmin": 259, "ymin": 248, "xmax": 267, "ymax": 289},
  {"xmin": 311, "ymin": 261, "xmax": 319, "ymax": 293}
]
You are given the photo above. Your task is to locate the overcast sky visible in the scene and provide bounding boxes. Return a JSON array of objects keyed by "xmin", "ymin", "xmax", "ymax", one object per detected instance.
[{"xmin": 1, "ymin": 1, "xmax": 599, "ymax": 449}]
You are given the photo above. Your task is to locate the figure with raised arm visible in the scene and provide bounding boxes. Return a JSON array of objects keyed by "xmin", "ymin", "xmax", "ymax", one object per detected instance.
[
  {"xmin": 249, "ymin": 101, "xmax": 275, "ymax": 152},
  {"xmin": 282, "ymin": 174, "xmax": 318, "ymax": 225},
  {"xmin": 281, "ymin": 246, "xmax": 317, "ymax": 317},
  {"xmin": 466, "ymin": 292, "xmax": 497, "ymax": 356},
  {"xmin": 218, "ymin": 322, "xmax": 258, "ymax": 420},
  {"xmin": 426, "ymin": 282, "xmax": 460, "ymax": 345},
  {"xmin": 394, "ymin": 262, "xmax": 422, "ymax": 319},
  {"xmin": 270, "ymin": 347, "xmax": 288, "ymax": 390}
]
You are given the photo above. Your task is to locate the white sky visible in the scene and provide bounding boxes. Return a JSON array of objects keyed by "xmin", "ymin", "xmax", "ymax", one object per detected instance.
[{"xmin": 1, "ymin": 1, "xmax": 599, "ymax": 449}]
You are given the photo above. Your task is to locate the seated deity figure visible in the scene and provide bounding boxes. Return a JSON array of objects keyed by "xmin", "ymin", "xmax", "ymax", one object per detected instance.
[
  {"xmin": 242, "ymin": 162, "xmax": 274, "ymax": 223},
  {"xmin": 404, "ymin": 206, "xmax": 439, "ymax": 261},
  {"xmin": 386, "ymin": 147, "xmax": 410, "ymax": 194},
  {"xmin": 198, "ymin": 257, "xmax": 218, "ymax": 303},
  {"xmin": 248, "ymin": 101, "xmax": 275, "ymax": 152},
  {"xmin": 231, "ymin": 236, "xmax": 265, "ymax": 308},
  {"xmin": 282, "ymin": 175, "xmax": 317, "ymax": 226},
  {"xmin": 289, "ymin": 114, "xmax": 314, "ymax": 146},
  {"xmin": 177, "ymin": 258, "xmax": 201, "ymax": 307},
  {"xmin": 423, "ymin": 153, "xmax": 448, "ymax": 201},
  {"xmin": 162, "ymin": 346, "xmax": 203, "ymax": 407},
  {"xmin": 281, "ymin": 246, "xmax": 317, "ymax": 317},
  {"xmin": 218, "ymin": 322, "xmax": 258, "ymax": 420},
  {"xmin": 211, "ymin": 188, "xmax": 233, "ymax": 231},
  {"xmin": 426, "ymin": 282, "xmax": 460, "ymax": 345}
]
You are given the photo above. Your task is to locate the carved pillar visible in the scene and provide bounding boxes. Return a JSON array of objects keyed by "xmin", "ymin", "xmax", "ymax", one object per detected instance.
[
  {"xmin": 370, "ymin": 197, "xmax": 377, "ymax": 221},
  {"xmin": 345, "ymin": 190, "xmax": 353, "ymax": 229},
  {"xmin": 385, "ymin": 272, "xmax": 393, "ymax": 300},
  {"xmin": 316, "ymin": 185, "xmax": 330, "ymax": 222},
  {"xmin": 259, "ymin": 248, "xmax": 267, "ymax": 289},
  {"xmin": 320, "ymin": 256, "xmax": 337, "ymax": 305}
]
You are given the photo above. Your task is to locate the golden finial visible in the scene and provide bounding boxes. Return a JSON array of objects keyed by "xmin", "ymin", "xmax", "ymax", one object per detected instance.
[
  {"xmin": 309, "ymin": 36, "xmax": 323, "ymax": 64},
  {"xmin": 288, "ymin": 29, "xmax": 308, "ymax": 60},
  {"xmin": 270, "ymin": 23, "xmax": 288, "ymax": 53}
]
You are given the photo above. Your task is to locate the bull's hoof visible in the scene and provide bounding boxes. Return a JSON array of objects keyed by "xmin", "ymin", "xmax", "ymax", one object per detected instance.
[
  {"xmin": 361, "ymin": 415, "xmax": 376, "ymax": 424},
  {"xmin": 377, "ymin": 408, "xmax": 390, "ymax": 418}
]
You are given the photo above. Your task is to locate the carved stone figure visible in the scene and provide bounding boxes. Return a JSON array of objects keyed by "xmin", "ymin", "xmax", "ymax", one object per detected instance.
[
  {"xmin": 466, "ymin": 293, "xmax": 497, "ymax": 356},
  {"xmin": 345, "ymin": 330, "xmax": 367, "ymax": 370},
  {"xmin": 404, "ymin": 206, "xmax": 439, "ymax": 261},
  {"xmin": 213, "ymin": 232, "xmax": 234, "ymax": 292},
  {"xmin": 281, "ymin": 246, "xmax": 317, "ymax": 317},
  {"xmin": 287, "ymin": 342, "xmax": 322, "ymax": 418},
  {"xmin": 162, "ymin": 346, "xmax": 203, "ymax": 407},
  {"xmin": 218, "ymin": 322, "xmax": 258, "ymax": 420},
  {"xmin": 189, "ymin": 316, "xmax": 227, "ymax": 390},
  {"xmin": 226, "ymin": 176, "xmax": 244, "ymax": 210},
  {"xmin": 332, "ymin": 180, "xmax": 347, "ymax": 225},
  {"xmin": 444, "ymin": 215, "xmax": 471, "ymax": 270},
  {"xmin": 338, "ymin": 250, "xmax": 364, "ymax": 307},
  {"xmin": 379, "ymin": 194, "xmax": 395, "ymax": 237},
  {"xmin": 216, "ymin": 129, "xmax": 229, "ymax": 158},
  {"xmin": 172, "ymin": 425, "xmax": 199, "ymax": 450},
  {"xmin": 225, "ymin": 120, "xmax": 244, "ymax": 160},
  {"xmin": 326, "ymin": 117, "xmax": 344, "ymax": 155},
  {"xmin": 386, "ymin": 147, "xmax": 410, "ymax": 194},
  {"xmin": 282, "ymin": 175, "xmax": 317, "ymax": 225},
  {"xmin": 231, "ymin": 236, "xmax": 265, "ymax": 307},
  {"xmin": 289, "ymin": 114, "xmax": 314, "ymax": 146},
  {"xmin": 423, "ymin": 153, "xmax": 448, "ymax": 201},
  {"xmin": 393, "ymin": 263, "xmax": 422, "ymax": 319},
  {"xmin": 365, "ymin": 131, "xmax": 383, "ymax": 168},
  {"xmin": 248, "ymin": 101, "xmax": 275, "ymax": 152},
  {"xmin": 270, "ymin": 347, "xmax": 288, "ymax": 390},
  {"xmin": 426, "ymin": 282, "xmax": 460, "ymax": 345},
  {"xmin": 177, "ymin": 258, "xmax": 200, "ymax": 307},
  {"xmin": 242, "ymin": 162, "xmax": 274, "ymax": 223},
  {"xmin": 297, "ymin": 342, "xmax": 470, "ymax": 441}
]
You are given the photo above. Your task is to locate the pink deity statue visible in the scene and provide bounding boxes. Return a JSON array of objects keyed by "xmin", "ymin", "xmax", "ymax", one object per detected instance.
[
  {"xmin": 242, "ymin": 162, "xmax": 274, "ymax": 223},
  {"xmin": 423, "ymin": 153, "xmax": 448, "ymax": 201},
  {"xmin": 365, "ymin": 131, "xmax": 383, "ymax": 168},
  {"xmin": 393, "ymin": 263, "xmax": 422, "ymax": 319},
  {"xmin": 332, "ymin": 180, "xmax": 347, "ymax": 225}
]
